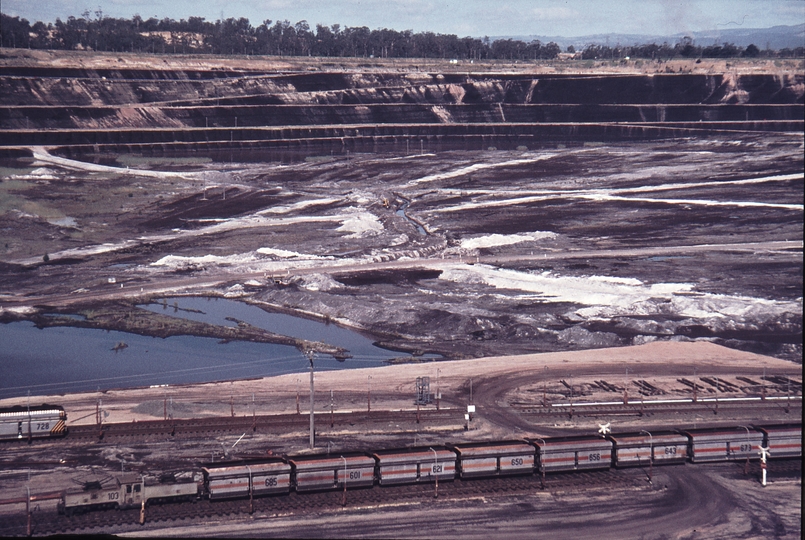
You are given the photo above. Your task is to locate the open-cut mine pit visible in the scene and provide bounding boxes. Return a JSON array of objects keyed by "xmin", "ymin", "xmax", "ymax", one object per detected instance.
[
  {"xmin": 0, "ymin": 50, "xmax": 801, "ymax": 538},
  {"xmin": 1, "ymin": 51, "xmax": 802, "ymax": 366}
]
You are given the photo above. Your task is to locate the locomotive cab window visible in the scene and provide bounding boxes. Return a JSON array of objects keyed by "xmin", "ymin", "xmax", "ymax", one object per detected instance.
[
  {"xmin": 134, "ymin": 484, "xmax": 141, "ymax": 493},
  {"xmin": 126, "ymin": 485, "xmax": 132, "ymax": 493}
]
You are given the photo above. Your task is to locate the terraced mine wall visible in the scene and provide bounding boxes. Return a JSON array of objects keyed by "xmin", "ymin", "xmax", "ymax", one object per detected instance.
[{"xmin": 0, "ymin": 69, "xmax": 802, "ymax": 156}]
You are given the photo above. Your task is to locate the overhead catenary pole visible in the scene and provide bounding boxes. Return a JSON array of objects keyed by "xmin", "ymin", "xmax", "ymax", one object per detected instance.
[
  {"xmin": 786, "ymin": 374, "xmax": 791, "ymax": 413},
  {"xmin": 436, "ymin": 369, "xmax": 440, "ymax": 411},
  {"xmin": 535, "ymin": 438, "xmax": 547, "ymax": 489},
  {"xmin": 739, "ymin": 425, "xmax": 752, "ymax": 474},
  {"xmin": 429, "ymin": 447, "xmax": 439, "ymax": 498},
  {"xmin": 246, "ymin": 465, "xmax": 254, "ymax": 514},
  {"xmin": 640, "ymin": 430, "xmax": 653, "ymax": 484},
  {"xmin": 761, "ymin": 367, "xmax": 766, "ymax": 401},
  {"xmin": 341, "ymin": 456, "xmax": 347, "ymax": 506},
  {"xmin": 624, "ymin": 368, "xmax": 629, "ymax": 404},
  {"xmin": 97, "ymin": 398, "xmax": 104, "ymax": 439},
  {"xmin": 307, "ymin": 350, "xmax": 316, "ymax": 449},
  {"xmin": 714, "ymin": 375, "xmax": 719, "ymax": 414},
  {"xmin": 27, "ymin": 391, "xmax": 31, "ymax": 444},
  {"xmin": 26, "ymin": 486, "xmax": 31, "ymax": 537}
]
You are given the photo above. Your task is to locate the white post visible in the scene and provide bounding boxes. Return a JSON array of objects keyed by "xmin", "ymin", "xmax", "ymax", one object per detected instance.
[{"xmin": 759, "ymin": 446, "xmax": 770, "ymax": 487}]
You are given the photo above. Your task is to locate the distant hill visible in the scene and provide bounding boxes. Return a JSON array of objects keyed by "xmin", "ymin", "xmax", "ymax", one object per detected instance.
[{"xmin": 497, "ymin": 23, "xmax": 805, "ymax": 51}]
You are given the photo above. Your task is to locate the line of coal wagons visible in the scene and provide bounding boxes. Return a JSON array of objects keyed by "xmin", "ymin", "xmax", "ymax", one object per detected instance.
[{"xmin": 58, "ymin": 423, "xmax": 800, "ymax": 514}]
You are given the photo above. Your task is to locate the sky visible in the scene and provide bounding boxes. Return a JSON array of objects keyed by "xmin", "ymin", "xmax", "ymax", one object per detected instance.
[{"xmin": 2, "ymin": 0, "xmax": 804, "ymax": 38}]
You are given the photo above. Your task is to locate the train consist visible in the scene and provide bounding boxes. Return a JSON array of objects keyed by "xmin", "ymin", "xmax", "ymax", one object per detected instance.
[
  {"xmin": 0, "ymin": 404, "xmax": 67, "ymax": 441},
  {"xmin": 57, "ymin": 422, "xmax": 800, "ymax": 515}
]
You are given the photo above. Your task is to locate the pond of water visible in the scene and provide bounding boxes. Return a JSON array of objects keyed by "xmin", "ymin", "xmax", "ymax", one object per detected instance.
[{"xmin": 0, "ymin": 297, "xmax": 419, "ymax": 400}]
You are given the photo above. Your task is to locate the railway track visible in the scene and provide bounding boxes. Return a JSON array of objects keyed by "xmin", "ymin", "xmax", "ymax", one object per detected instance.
[
  {"xmin": 514, "ymin": 397, "xmax": 802, "ymax": 420},
  {"xmin": 65, "ymin": 408, "xmax": 463, "ymax": 440},
  {"xmin": 5, "ymin": 398, "xmax": 798, "ymax": 446},
  {"xmin": 2, "ymin": 458, "xmax": 799, "ymax": 537}
]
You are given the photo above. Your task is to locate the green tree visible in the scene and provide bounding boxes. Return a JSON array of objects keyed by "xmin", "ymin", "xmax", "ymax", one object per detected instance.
[{"xmin": 743, "ymin": 43, "xmax": 760, "ymax": 57}]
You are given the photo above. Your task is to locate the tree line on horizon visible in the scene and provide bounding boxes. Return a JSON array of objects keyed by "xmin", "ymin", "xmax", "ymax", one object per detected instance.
[{"xmin": 1, "ymin": 11, "xmax": 802, "ymax": 61}]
